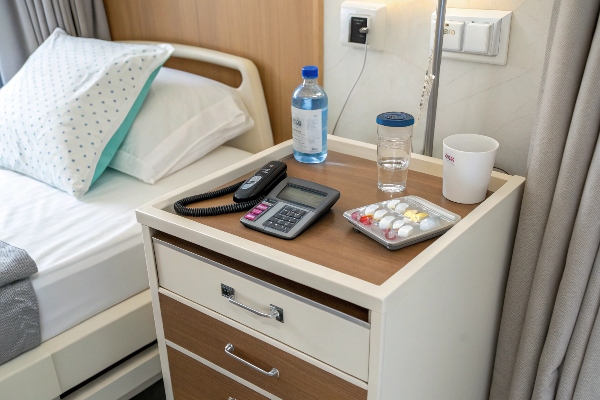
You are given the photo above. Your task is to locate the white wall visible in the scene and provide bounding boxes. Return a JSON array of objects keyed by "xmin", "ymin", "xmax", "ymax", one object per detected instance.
[{"xmin": 324, "ymin": 0, "xmax": 552, "ymax": 176}]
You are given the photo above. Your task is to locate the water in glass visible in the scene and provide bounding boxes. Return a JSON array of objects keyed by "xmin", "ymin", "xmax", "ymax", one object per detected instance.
[{"xmin": 378, "ymin": 138, "xmax": 411, "ymax": 192}]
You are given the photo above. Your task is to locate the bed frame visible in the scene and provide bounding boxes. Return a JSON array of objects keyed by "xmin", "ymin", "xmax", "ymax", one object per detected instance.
[
  {"xmin": 124, "ymin": 41, "xmax": 273, "ymax": 154},
  {"xmin": 103, "ymin": 0, "xmax": 323, "ymax": 146},
  {"xmin": 0, "ymin": 43, "xmax": 273, "ymax": 400}
]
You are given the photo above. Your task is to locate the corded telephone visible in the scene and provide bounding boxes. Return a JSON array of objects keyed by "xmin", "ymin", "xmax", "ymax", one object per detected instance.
[
  {"xmin": 174, "ymin": 161, "xmax": 288, "ymax": 217},
  {"xmin": 174, "ymin": 161, "xmax": 340, "ymax": 239}
]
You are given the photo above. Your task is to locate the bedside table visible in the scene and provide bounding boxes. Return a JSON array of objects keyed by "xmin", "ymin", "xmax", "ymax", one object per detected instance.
[{"xmin": 136, "ymin": 136, "xmax": 524, "ymax": 400}]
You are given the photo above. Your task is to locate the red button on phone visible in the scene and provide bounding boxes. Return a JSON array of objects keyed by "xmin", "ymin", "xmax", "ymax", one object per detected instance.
[
  {"xmin": 251, "ymin": 208, "xmax": 263, "ymax": 215},
  {"xmin": 256, "ymin": 204, "xmax": 269, "ymax": 211},
  {"xmin": 244, "ymin": 214, "xmax": 256, "ymax": 220}
]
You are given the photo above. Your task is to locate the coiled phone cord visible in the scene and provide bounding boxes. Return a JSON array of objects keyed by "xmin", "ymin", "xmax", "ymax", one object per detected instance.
[{"xmin": 173, "ymin": 180, "xmax": 265, "ymax": 217}]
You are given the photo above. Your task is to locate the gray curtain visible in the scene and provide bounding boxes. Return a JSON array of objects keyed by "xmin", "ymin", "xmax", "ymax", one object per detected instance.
[
  {"xmin": 0, "ymin": 0, "xmax": 111, "ymax": 84},
  {"xmin": 489, "ymin": 0, "xmax": 600, "ymax": 399}
]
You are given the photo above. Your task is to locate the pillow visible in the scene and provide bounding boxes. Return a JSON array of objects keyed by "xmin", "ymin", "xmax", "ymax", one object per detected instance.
[
  {"xmin": 108, "ymin": 67, "xmax": 254, "ymax": 184},
  {"xmin": 0, "ymin": 28, "xmax": 173, "ymax": 198}
]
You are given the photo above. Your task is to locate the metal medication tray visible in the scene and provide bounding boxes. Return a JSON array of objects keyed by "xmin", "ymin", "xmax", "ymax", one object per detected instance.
[{"xmin": 343, "ymin": 196, "xmax": 462, "ymax": 250}]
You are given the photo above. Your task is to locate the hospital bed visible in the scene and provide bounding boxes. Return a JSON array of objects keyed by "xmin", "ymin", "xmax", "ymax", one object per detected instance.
[{"xmin": 0, "ymin": 42, "xmax": 273, "ymax": 399}]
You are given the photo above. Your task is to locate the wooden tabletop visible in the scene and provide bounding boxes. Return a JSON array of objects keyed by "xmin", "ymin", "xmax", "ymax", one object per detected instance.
[{"xmin": 181, "ymin": 152, "xmax": 486, "ymax": 286}]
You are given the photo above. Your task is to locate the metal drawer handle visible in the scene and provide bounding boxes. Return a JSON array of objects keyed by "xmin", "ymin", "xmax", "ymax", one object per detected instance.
[
  {"xmin": 221, "ymin": 284, "xmax": 284, "ymax": 323},
  {"xmin": 225, "ymin": 343, "xmax": 279, "ymax": 378}
]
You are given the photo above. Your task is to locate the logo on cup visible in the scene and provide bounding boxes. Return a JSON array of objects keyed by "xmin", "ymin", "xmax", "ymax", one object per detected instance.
[{"xmin": 444, "ymin": 152, "xmax": 455, "ymax": 165}]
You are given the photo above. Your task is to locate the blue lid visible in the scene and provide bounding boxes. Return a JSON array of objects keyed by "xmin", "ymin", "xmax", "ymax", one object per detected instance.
[
  {"xmin": 376, "ymin": 112, "xmax": 415, "ymax": 127},
  {"xmin": 302, "ymin": 66, "xmax": 319, "ymax": 79}
]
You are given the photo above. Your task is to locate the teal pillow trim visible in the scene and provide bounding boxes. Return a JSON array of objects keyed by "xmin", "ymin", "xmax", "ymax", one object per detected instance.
[{"xmin": 91, "ymin": 65, "xmax": 163, "ymax": 184}]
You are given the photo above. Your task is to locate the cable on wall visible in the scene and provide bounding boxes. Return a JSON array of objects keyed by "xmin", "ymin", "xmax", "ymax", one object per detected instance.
[{"xmin": 331, "ymin": 27, "xmax": 369, "ymax": 136}]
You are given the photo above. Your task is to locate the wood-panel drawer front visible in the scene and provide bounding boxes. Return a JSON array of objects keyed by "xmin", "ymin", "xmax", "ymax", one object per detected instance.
[
  {"xmin": 168, "ymin": 346, "xmax": 267, "ymax": 400},
  {"xmin": 160, "ymin": 293, "xmax": 368, "ymax": 400},
  {"xmin": 154, "ymin": 241, "xmax": 370, "ymax": 381}
]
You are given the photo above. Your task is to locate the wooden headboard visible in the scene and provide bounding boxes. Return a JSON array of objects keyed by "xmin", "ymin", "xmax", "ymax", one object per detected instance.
[{"xmin": 103, "ymin": 0, "xmax": 324, "ymax": 145}]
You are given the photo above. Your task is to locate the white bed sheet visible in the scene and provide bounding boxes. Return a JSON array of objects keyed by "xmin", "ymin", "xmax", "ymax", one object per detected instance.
[{"xmin": 0, "ymin": 145, "xmax": 251, "ymax": 341}]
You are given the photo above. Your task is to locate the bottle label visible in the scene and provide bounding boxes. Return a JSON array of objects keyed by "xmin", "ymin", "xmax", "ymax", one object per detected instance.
[{"xmin": 291, "ymin": 106, "xmax": 325, "ymax": 154}]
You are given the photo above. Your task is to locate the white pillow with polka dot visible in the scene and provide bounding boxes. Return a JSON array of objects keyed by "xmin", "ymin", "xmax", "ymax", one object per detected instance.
[{"xmin": 0, "ymin": 28, "xmax": 173, "ymax": 198}]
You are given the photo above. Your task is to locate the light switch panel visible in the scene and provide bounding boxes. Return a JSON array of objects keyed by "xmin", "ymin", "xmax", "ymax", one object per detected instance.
[
  {"xmin": 464, "ymin": 22, "xmax": 492, "ymax": 54},
  {"xmin": 430, "ymin": 8, "xmax": 512, "ymax": 65},
  {"xmin": 442, "ymin": 20, "xmax": 464, "ymax": 52}
]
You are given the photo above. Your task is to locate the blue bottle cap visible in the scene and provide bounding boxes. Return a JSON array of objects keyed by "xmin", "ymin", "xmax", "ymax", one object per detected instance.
[
  {"xmin": 302, "ymin": 66, "xmax": 319, "ymax": 79},
  {"xmin": 376, "ymin": 112, "xmax": 415, "ymax": 127}
]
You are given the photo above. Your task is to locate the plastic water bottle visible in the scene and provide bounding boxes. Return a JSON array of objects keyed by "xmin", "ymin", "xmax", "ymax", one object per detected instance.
[{"xmin": 291, "ymin": 66, "xmax": 328, "ymax": 163}]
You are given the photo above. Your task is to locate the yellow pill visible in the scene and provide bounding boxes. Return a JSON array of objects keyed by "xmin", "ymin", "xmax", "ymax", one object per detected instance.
[
  {"xmin": 403, "ymin": 209, "xmax": 418, "ymax": 219},
  {"xmin": 413, "ymin": 212, "xmax": 429, "ymax": 222}
]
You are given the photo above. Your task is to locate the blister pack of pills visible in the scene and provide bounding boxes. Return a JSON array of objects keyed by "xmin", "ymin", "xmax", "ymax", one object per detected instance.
[{"xmin": 343, "ymin": 196, "xmax": 461, "ymax": 250}]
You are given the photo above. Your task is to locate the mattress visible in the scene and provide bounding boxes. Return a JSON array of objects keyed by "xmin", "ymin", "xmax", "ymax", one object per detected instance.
[{"xmin": 0, "ymin": 145, "xmax": 251, "ymax": 341}]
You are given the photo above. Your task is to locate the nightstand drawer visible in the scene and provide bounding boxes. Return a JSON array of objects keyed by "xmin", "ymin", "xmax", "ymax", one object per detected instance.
[
  {"xmin": 153, "ymin": 237, "xmax": 370, "ymax": 381},
  {"xmin": 161, "ymin": 293, "xmax": 368, "ymax": 400},
  {"xmin": 167, "ymin": 346, "xmax": 268, "ymax": 399}
]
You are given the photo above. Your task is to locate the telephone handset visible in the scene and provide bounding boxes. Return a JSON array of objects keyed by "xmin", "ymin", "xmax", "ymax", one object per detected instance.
[
  {"xmin": 174, "ymin": 161, "xmax": 288, "ymax": 217},
  {"xmin": 233, "ymin": 161, "xmax": 287, "ymax": 202}
]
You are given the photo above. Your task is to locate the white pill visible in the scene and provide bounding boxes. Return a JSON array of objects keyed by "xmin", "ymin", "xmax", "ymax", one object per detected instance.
[
  {"xmin": 397, "ymin": 225, "xmax": 413, "ymax": 237},
  {"xmin": 378, "ymin": 215, "xmax": 396, "ymax": 229},
  {"xmin": 420, "ymin": 216, "xmax": 441, "ymax": 231},
  {"xmin": 373, "ymin": 209, "xmax": 388, "ymax": 221},
  {"xmin": 387, "ymin": 200, "xmax": 400, "ymax": 210},
  {"xmin": 395, "ymin": 203, "xmax": 410, "ymax": 213},
  {"xmin": 364, "ymin": 204, "xmax": 379, "ymax": 216},
  {"xmin": 392, "ymin": 219, "xmax": 405, "ymax": 230}
]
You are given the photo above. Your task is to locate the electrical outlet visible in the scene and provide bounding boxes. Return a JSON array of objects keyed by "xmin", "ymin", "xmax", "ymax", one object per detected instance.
[
  {"xmin": 340, "ymin": 1, "xmax": 386, "ymax": 51},
  {"xmin": 350, "ymin": 17, "xmax": 368, "ymax": 44}
]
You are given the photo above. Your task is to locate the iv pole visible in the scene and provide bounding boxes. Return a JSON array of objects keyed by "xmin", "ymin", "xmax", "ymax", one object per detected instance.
[{"xmin": 423, "ymin": 0, "xmax": 447, "ymax": 157}]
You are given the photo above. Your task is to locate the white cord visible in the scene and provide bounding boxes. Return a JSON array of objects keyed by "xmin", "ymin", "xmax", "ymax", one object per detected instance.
[{"xmin": 331, "ymin": 31, "xmax": 369, "ymax": 136}]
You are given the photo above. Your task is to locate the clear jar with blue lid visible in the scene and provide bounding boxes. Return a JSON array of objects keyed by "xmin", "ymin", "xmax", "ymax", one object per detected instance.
[{"xmin": 376, "ymin": 112, "xmax": 415, "ymax": 192}]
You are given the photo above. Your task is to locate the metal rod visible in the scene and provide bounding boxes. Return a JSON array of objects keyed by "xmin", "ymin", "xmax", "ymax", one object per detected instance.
[{"xmin": 423, "ymin": 0, "xmax": 448, "ymax": 157}]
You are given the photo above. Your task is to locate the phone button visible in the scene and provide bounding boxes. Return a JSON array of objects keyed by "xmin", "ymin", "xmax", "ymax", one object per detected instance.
[
  {"xmin": 240, "ymin": 175, "xmax": 262, "ymax": 189},
  {"xmin": 244, "ymin": 213, "xmax": 257, "ymax": 221},
  {"xmin": 251, "ymin": 208, "xmax": 263, "ymax": 215},
  {"xmin": 264, "ymin": 219, "xmax": 286, "ymax": 231},
  {"xmin": 256, "ymin": 204, "xmax": 269, "ymax": 211}
]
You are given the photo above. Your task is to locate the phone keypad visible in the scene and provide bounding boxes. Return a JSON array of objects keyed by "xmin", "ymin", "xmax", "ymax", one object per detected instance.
[{"xmin": 263, "ymin": 206, "xmax": 308, "ymax": 233}]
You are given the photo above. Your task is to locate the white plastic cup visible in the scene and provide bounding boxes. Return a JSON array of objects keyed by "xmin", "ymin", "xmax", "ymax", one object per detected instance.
[{"xmin": 442, "ymin": 134, "xmax": 499, "ymax": 204}]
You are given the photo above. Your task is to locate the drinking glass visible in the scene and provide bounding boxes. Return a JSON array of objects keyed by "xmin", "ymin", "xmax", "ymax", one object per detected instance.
[{"xmin": 376, "ymin": 112, "xmax": 414, "ymax": 193}]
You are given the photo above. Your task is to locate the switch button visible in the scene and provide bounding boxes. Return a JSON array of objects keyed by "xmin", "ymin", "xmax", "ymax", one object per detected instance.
[
  {"xmin": 464, "ymin": 22, "xmax": 492, "ymax": 54},
  {"xmin": 441, "ymin": 20, "xmax": 464, "ymax": 52}
]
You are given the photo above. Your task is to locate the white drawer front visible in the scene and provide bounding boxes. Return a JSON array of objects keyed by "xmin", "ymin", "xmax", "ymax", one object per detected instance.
[{"xmin": 154, "ymin": 241, "xmax": 370, "ymax": 381}]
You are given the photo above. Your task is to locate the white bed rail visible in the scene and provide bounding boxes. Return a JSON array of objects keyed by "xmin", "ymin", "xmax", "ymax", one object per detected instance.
[{"xmin": 119, "ymin": 41, "xmax": 274, "ymax": 154}]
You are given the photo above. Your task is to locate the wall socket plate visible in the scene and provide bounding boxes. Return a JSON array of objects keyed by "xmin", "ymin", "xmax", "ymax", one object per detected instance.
[{"xmin": 340, "ymin": 1, "xmax": 386, "ymax": 51}]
